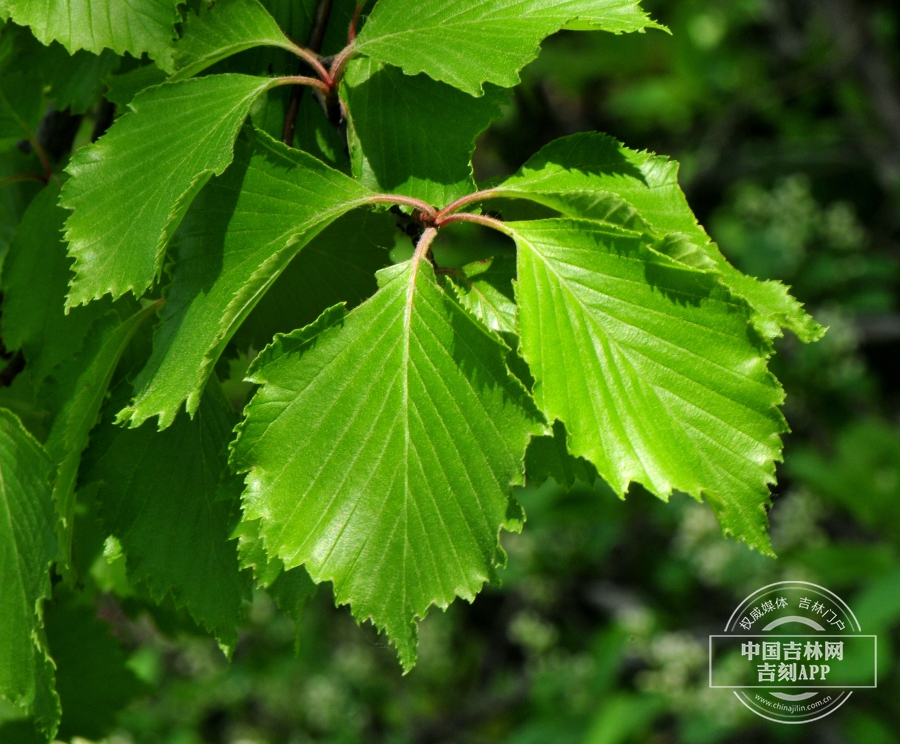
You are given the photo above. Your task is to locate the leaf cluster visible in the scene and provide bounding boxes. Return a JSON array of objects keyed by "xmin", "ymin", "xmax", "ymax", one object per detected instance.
[{"xmin": 0, "ymin": 0, "xmax": 824, "ymax": 738}]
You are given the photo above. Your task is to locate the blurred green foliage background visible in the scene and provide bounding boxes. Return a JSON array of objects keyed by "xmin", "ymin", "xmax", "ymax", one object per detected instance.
[{"xmin": 4, "ymin": 0, "xmax": 900, "ymax": 742}]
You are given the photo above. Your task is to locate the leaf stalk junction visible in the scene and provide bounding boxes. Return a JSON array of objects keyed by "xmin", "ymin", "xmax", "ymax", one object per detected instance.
[{"xmin": 281, "ymin": 0, "xmax": 357, "ymax": 144}]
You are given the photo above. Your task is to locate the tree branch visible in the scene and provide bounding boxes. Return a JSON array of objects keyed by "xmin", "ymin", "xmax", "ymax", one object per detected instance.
[{"xmin": 282, "ymin": 0, "xmax": 336, "ymax": 145}]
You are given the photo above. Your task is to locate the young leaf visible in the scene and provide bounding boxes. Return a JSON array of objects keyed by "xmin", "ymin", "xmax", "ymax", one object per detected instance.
[
  {"xmin": 171, "ymin": 0, "xmax": 298, "ymax": 81},
  {"xmin": 343, "ymin": 58, "xmax": 508, "ymax": 207},
  {"xmin": 354, "ymin": 0, "xmax": 663, "ymax": 96},
  {"xmin": 509, "ymin": 218, "xmax": 786, "ymax": 554},
  {"xmin": 45, "ymin": 302, "xmax": 160, "ymax": 578},
  {"xmin": 444, "ymin": 255, "xmax": 518, "ymax": 338},
  {"xmin": 60, "ymin": 75, "xmax": 281, "ymax": 307},
  {"xmin": 0, "ymin": 408, "xmax": 59, "ymax": 739},
  {"xmin": 232, "ymin": 256, "xmax": 546, "ymax": 670},
  {"xmin": 80, "ymin": 389, "xmax": 250, "ymax": 647},
  {"xmin": 0, "ymin": 0, "xmax": 180, "ymax": 59},
  {"xmin": 495, "ymin": 133, "xmax": 824, "ymax": 342},
  {"xmin": 120, "ymin": 128, "xmax": 377, "ymax": 430},
  {"xmin": 1, "ymin": 185, "xmax": 112, "ymax": 383}
]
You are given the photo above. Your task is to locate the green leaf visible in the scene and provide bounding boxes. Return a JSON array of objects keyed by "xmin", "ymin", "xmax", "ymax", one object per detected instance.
[
  {"xmin": 42, "ymin": 50, "xmax": 120, "ymax": 115},
  {"xmin": 81, "ymin": 388, "xmax": 250, "ymax": 647},
  {"xmin": 120, "ymin": 128, "xmax": 376, "ymax": 430},
  {"xmin": 525, "ymin": 420, "xmax": 597, "ymax": 488},
  {"xmin": 172, "ymin": 0, "xmax": 297, "ymax": 81},
  {"xmin": 0, "ymin": 370, "xmax": 50, "ymax": 443},
  {"xmin": 354, "ymin": 0, "xmax": 663, "ymax": 96},
  {"xmin": 1, "ymin": 185, "xmax": 112, "ymax": 383},
  {"xmin": 509, "ymin": 218, "xmax": 786, "ymax": 553},
  {"xmin": 44, "ymin": 592, "xmax": 145, "ymax": 741},
  {"xmin": 45, "ymin": 302, "xmax": 160, "ymax": 578},
  {"xmin": 442, "ymin": 254, "xmax": 536, "ymax": 390},
  {"xmin": 232, "ymin": 257, "xmax": 546, "ymax": 670},
  {"xmin": 4, "ymin": 26, "xmax": 121, "ymax": 114},
  {"xmin": 0, "ymin": 408, "xmax": 59, "ymax": 739},
  {"xmin": 1, "ymin": 0, "xmax": 180, "ymax": 58},
  {"xmin": 234, "ymin": 516, "xmax": 283, "ymax": 588},
  {"xmin": 268, "ymin": 566, "xmax": 317, "ymax": 633},
  {"xmin": 495, "ymin": 133, "xmax": 825, "ymax": 342},
  {"xmin": 290, "ymin": 89, "xmax": 351, "ymax": 169},
  {"xmin": 32, "ymin": 49, "xmax": 119, "ymax": 116},
  {"xmin": 234, "ymin": 517, "xmax": 316, "ymax": 635},
  {"xmin": 104, "ymin": 63, "xmax": 168, "ymax": 108},
  {"xmin": 232, "ymin": 209, "xmax": 395, "ymax": 353},
  {"xmin": 0, "ymin": 72, "xmax": 42, "ymax": 150},
  {"xmin": 0, "ymin": 150, "xmax": 43, "ymax": 265},
  {"xmin": 60, "ymin": 74, "xmax": 280, "ymax": 307},
  {"xmin": 444, "ymin": 254, "xmax": 518, "ymax": 338},
  {"xmin": 343, "ymin": 58, "xmax": 507, "ymax": 207}
]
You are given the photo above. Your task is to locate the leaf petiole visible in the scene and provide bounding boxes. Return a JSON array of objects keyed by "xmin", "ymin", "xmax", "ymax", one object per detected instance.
[
  {"xmin": 435, "ymin": 189, "xmax": 501, "ymax": 220},
  {"xmin": 0, "ymin": 172, "xmax": 48, "ymax": 188},
  {"xmin": 29, "ymin": 136, "xmax": 53, "ymax": 180},
  {"xmin": 348, "ymin": 1, "xmax": 367, "ymax": 43},
  {"xmin": 275, "ymin": 75, "xmax": 332, "ymax": 96},
  {"xmin": 329, "ymin": 42, "xmax": 356, "ymax": 90},
  {"xmin": 434, "ymin": 211, "xmax": 508, "ymax": 234},
  {"xmin": 366, "ymin": 193, "xmax": 438, "ymax": 221},
  {"xmin": 414, "ymin": 226, "xmax": 439, "ymax": 263},
  {"xmin": 287, "ymin": 44, "xmax": 333, "ymax": 86}
]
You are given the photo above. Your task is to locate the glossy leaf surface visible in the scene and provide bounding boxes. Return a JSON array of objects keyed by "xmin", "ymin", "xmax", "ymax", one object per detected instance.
[
  {"xmin": 355, "ymin": 0, "xmax": 662, "ymax": 95},
  {"xmin": 61, "ymin": 75, "xmax": 279, "ymax": 306},
  {"xmin": 121, "ymin": 129, "xmax": 375, "ymax": 429},
  {"xmin": 172, "ymin": 0, "xmax": 297, "ymax": 81},
  {"xmin": 510, "ymin": 218, "xmax": 786, "ymax": 553},
  {"xmin": 0, "ymin": 0, "xmax": 180, "ymax": 58},
  {"xmin": 232, "ymin": 257, "xmax": 545, "ymax": 668},
  {"xmin": 496, "ymin": 133, "xmax": 825, "ymax": 342}
]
